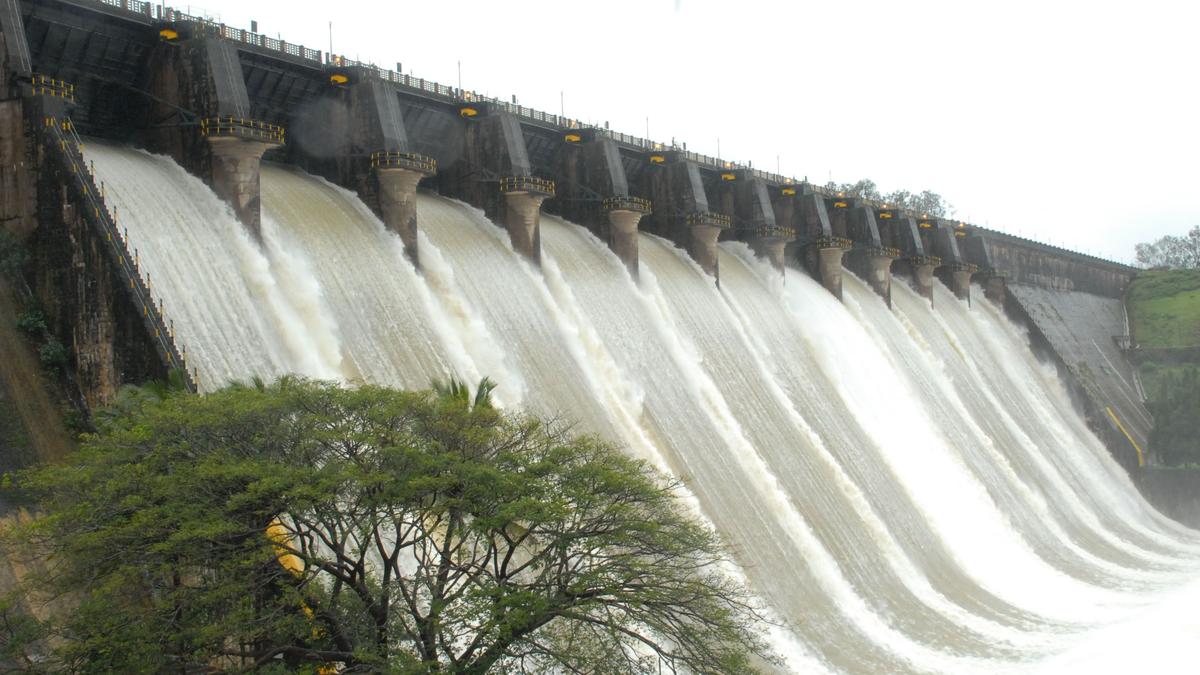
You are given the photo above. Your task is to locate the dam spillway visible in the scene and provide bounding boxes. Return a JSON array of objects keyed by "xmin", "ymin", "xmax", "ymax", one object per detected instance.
[{"xmin": 78, "ymin": 142, "xmax": 1200, "ymax": 674}]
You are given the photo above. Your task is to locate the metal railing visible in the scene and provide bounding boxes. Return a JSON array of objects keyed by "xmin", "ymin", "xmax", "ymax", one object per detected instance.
[
  {"xmin": 685, "ymin": 211, "xmax": 732, "ymax": 229},
  {"xmin": 42, "ymin": 115, "xmax": 198, "ymax": 392},
  {"xmin": 370, "ymin": 150, "xmax": 436, "ymax": 174},
  {"xmin": 807, "ymin": 235, "xmax": 854, "ymax": 250},
  {"xmin": 499, "ymin": 175, "xmax": 555, "ymax": 196},
  {"xmin": 909, "ymin": 255, "xmax": 942, "ymax": 267},
  {"xmin": 29, "ymin": 74, "xmax": 75, "ymax": 101},
  {"xmin": 753, "ymin": 225, "xmax": 797, "ymax": 240},
  {"xmin": 199, "ymin": 116, "xmax": 285, "ymax": 144},
  {"xmin": 602, "ymin": 195, "xmax": 651, "ymax": 214}
]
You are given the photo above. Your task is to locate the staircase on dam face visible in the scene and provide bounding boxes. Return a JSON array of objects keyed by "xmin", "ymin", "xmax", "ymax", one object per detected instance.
[{"xmin": 39, "ymin": 111, "xmax": 197, "ymax": 392}]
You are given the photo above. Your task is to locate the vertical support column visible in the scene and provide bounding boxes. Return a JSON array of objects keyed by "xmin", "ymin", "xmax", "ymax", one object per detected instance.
[
  {"xmin": 498, "ymin": 175, "xmax": 554, "ymax": 265},
  {"xmin": 689, "ymin": 223, "xmax": 722, "ymax": 278},
  {"xmin": 207, "ymin": 137, "xmax": 269, "ymax": 240},
  {"xmin": 983, "ymin": 274, "xmax": 1007, "ymax": 308},
  {"xmin": 866, "ymin": 253, "xmax": 896, "ymax": 307},
  {"xmin": 752, "ymin": 237, "xmax": 789, "ymax": 272},
  {"xmin": 911, "ymin": 259, "xmax": 936, "ymax": 304},
  {"xmin": 607, "ymin": 208, "xmax": 644, "ymax": 279},
  {"xmin": 376, "ymin": 167, "xmax": 423, "ymax": 266},
  {"xmin": 818, "ymin": 246, "xmax": 846, "ymax": 300},
  {"xmin": 503, "ymin": 191, "xmax": 546, "ymax": 264},
  {"xmin": 949, "ymin": 268, "xmax": 973, "ymax": 303}
]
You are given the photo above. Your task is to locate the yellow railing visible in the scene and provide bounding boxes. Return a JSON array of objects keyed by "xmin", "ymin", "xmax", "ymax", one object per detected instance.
[
  {"xmin": 199, "ymin": 117, "xmax": 285, "ymax": 144},
  {"xmin": 370, "ymin": 151, "xmax": 436, "ymax": 174},
  {"xmin": 29, "ymin": 74, "xmax": 76, "ymax": 102},
  {"xmin": 499, "ymin": 175, "xmax": 556, "ymax": 197},
  {"xmin": 43, "ymin": 115, "xmax": 198, "ymax": 392},
  {"xmin": 809, "ymin": 235, "xmax": 854, "ymax": 250},
  {"xmin": 754, "ymin": 226, "xmax": 796, "ymax": 240},
  {"xmin": 684, "ymin": 211, "xmax": 732, "ymax": 229},
  {"xmin": 602, "ymin": 195, "xmax": 651, "ymax": 214}
]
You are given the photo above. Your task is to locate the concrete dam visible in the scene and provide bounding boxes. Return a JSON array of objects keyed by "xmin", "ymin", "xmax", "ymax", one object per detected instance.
[{"xmin": 3, "ymin": 1, "xmax": 1199, "ymax": 672}]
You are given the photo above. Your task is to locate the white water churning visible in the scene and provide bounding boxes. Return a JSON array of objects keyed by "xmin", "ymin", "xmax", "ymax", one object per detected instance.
[{"xmin": 88, "ymin": 146, "xmax": 1200, "ymax": 674}]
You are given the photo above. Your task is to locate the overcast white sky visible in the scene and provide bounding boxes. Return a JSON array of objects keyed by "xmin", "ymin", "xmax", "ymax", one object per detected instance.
[{"xmin": 189, "ymin": 0, "xmax": 1199, "ymax": 263}]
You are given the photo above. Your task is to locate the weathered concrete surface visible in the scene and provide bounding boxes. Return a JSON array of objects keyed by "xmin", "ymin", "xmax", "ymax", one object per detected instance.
[
  {"xmin": 207, "ymin": 137, "xmax": 268, "ymax": 239},
  {"xmin": 949, "ymin": 268, "xmax": 972, "ymax": 303},
  {"xmin": 1005, "ymin": 284, "xmax": 1152, "ymax": 470},
  {"xmin": 817, "ymin": 246, "xmax": 845, "ymax": 300},
  {"xmin": 751, "ymin": 236, "xmax": 788, "ymax": 272},
  {"xmin": 377, "ymin": 167, "xmax": 423, "ymax": 265},
  {"xmin": 909, "ymin": 261, "xmax": 936, "ymax": 304},
  {"xmin": 607, "ymin": 208, "xmax": 643, "ymax": 278},
  {"xmin": 643, "ymin": 155, "xmax": 709, "ymax": 244},
  {"xmin": 554, "ymin": 134, "xmax": 646, "ymax": 276},
  {"xmin": 142, "ymin": 37, "xmax": 278, "ymax": 235},
  {"xmin": 689, "ymin": 223, "xmax": 722, "ymax": 278},
  {"xmin": 796, "ymin": 193, "xmax": 846, "ymax": 298},
  {"xmin": 864, "ymin": 253, "xmax": 894, "ymax": 306},
  {"xmin": 983, "ymin": 274, "xmax": 1007, "ymax": 308},
  {"xmin": 0, "ymin": 99, "xmax": 36, "ymax": 238},
  {"xmin": 976, "ymin": 229, "xmax": 1134, "ymax": 298},
  {"xmin": 503, "ymin": 191, "xmax": 545, "ymax": 264},
  {"xmin": 1135, "ymin": 469, "xmax": 1200, "ymax": 530}
]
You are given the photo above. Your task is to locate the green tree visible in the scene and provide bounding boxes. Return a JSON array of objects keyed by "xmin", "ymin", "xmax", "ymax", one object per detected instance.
[
  {"xmin": 6, "ymin": 378, "xmax": 772, "ymax": 673},
  {"xmin": 824, "ymin": 179, "xmax": 953, "ymax": 217},
  {"xmin": 1135, "ymin": 225, "xmax": 1200, "ymax": 269}
]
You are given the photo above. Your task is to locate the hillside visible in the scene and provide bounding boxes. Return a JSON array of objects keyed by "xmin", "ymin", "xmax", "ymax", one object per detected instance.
[
  {"xmin": 1128, "ymin": 269, "xmax": 1200, "ymax": 349},
  {"xmin": 1128, "ymin": 269, "xmax": 1200, "ymax": 465}
]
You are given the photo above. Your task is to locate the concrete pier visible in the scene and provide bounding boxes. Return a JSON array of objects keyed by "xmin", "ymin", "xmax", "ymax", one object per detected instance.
[
  {"xmin": 751, "ymin": 231, "xmax": 790, "ymax": 272},
  {"xmin": 909, "ymin": 256, "xmax": 938, "ymax": 304},
  {"xmin": 642, "ymin": 153, "xmax": 727, "ymax": 280},
  {"xmin": 207, "ymin": 136, "xmax": 270, "ymax": 239},
  {"xmin": 376, "ymin": 166, "xmax": 424, "ymax": 264},
  {"xmin": 983, "ymin": 273, "xmax": 1007, "ymax": 307},
  {"xmin": 501, "ymin": 178, "xmax": 554, "ymax": 264},
  {"xmin": 865, "ymin": 251, "xmax": 897, "ymax": 306},
  {"xmin": 605, "ymin": 199, "xmax": 649, "ymax": 278},
  {"xmin": 555, "ymin": 132, "xmax": 650, "ymax": 278},
  {"xmin": 817, "ymin": 245, "xmax": 847, "ymax": 300},
  {"xmin": 947, "ymin": 264, "xmax": 973, "ymax": 302},
  {"xmin": 689, "ymin": 223, "xmax": 722, "ymax": 277},
  {"xmin": 797, "ymin": 192, "xmax": 848, "ymax": 299}
]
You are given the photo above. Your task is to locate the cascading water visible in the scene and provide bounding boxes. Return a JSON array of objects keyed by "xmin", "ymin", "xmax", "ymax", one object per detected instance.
[{"xmin": 88, "ymin": 145, "xmax": 1200, "ymax": 674}]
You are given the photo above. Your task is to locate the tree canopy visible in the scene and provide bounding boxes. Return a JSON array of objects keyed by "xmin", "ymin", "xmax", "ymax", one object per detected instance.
[
  {"xmin": 1135, "ymin": 225, "xmax": 1200, "ymax": 269},
  {"xmin": 823, "ymin": 179, "xmax": 953, "ymax": 217},
  {"xmin": 4, "ymin": 377, "xmax": 773, "ymax": 673}
]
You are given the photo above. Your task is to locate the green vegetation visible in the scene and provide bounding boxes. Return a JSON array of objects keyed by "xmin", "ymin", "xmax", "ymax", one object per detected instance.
[
  {"xmin": 2, "ymin": 378, "xmax": 771, "ymax": 673},
  {"xmin": 823, "ymin": 178, "xmax": 953, "ymax": 217},
  {"xmin": 1127, "ymin": 269, "xmax": 1200, "ymax": 349},
  {"xmin": 1128, "ymin": 268, "xmax": 1200, "ymax": 465}
]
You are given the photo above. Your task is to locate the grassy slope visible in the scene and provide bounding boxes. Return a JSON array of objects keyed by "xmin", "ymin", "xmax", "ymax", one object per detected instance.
[
  {"xmin": 1127, "ymin": 269, "xmax": 1200, "ymax": 349},
  {"xmin": 1127, "ymin": 270, "xmax": 1200, "ymax": 465}
]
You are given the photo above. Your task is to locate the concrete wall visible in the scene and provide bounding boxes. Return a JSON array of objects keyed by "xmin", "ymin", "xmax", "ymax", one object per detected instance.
[{"xmin": 974, "ymin": 230, "xmax": 1134, "ymax": 298}]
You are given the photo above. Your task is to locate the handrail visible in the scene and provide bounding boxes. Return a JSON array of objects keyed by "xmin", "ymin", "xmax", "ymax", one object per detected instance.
[
  {"xmin": 42, "ymin": 116, "xmax": 198, "ymax": 392},
  {"xmin": 199, "ymin": 116, "xmax": 285, "ymax": 144},
  {"xmin": 370, "ymin": 150, "xmax": 436, "ymax": 175},
  {"xmin": 499, "ymin": 175, "xmax": 555, "ymax": 197},
  {"xmin": 602, "ymin": 195, "xmax": 651, "ymax": 214}
]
